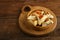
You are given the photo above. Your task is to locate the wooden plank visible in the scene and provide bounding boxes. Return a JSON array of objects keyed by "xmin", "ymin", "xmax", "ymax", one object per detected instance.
[{"xmin": 0, "ymin": 1, "xmax": 60, "ymax": 16}]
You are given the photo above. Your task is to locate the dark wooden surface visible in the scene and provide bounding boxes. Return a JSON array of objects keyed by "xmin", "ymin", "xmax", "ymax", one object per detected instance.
[{"xmin": 0, "ymin": 0, "xmax": 60, "ymax": 40}]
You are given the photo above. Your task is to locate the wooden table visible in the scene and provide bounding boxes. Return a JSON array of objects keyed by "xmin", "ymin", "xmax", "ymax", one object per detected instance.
[{"xmin": 0, "ymin": 0, "xmax": 60, "ymax": 40}]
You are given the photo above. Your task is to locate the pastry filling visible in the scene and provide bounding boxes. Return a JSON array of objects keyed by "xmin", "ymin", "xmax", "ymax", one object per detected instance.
[{"xmin": 27, "ymin": 10, "xmax": 54, "ymax": 27}]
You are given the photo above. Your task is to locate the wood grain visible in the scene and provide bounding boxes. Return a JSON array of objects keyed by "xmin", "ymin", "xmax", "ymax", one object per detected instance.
[{"xmin": 0, "ymin": 0, "xmax": 60, "ymax": 40}]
